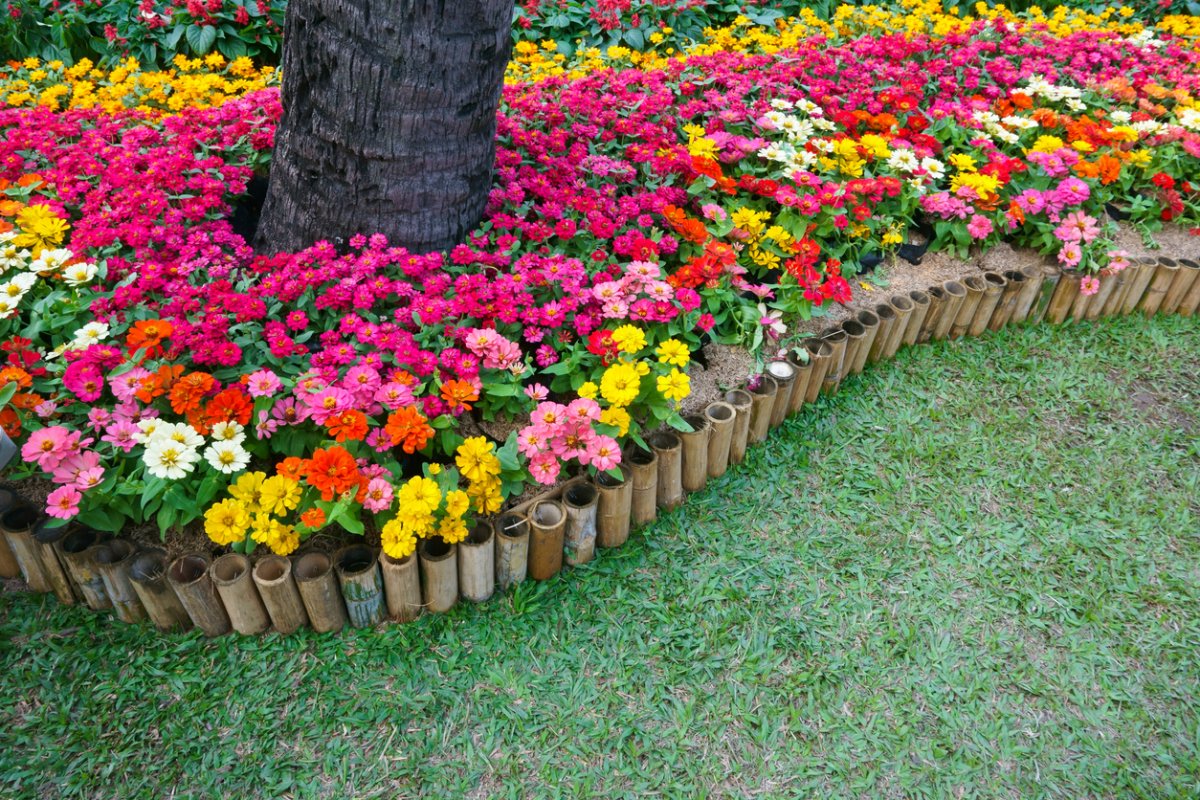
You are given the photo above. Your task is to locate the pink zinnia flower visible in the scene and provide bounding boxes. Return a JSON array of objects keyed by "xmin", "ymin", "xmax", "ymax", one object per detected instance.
[
  {"xmin": 21, "ymin": 427, "xmax": 75, "ymax": 470},
  {"xmin": 1055, "ymin": 210, "xmax": 1101, "ymax": 244},
  {"xmin": 101, "ymin": 419, "xmax": 140, "ymax": 453},
  {"xmin": 566, "ymin": 397, "xmax": 601, "ymax": 422},
  {"xmin": 966, "ymin": 214, "xmax": 994, "ymax": 240},
  {"xmin": 1057, "ymin": 243, "xmax": 1083, "ymax": 268},
  {"xmin": 362, "ymin": 478, "xmax": 394, "ymax": 512},
  {"xmin": 1080, "ymin": 276, "xmax": 1101, "ymax": 296},
  {"xmin": 45, "ymin": 486, "xmax": 82, "ymax": 520},
  {"xmin": 529, "ymin": 451, "xmax": 561, "ymax": 485},
  {"xmin": 586, "ymin": 435, "xmax": 621, "ymax": 472},
  {"xmin": 524, "ymin": 383, "xmax": 549, "ymax": 402},
  {"xmin": 246, "ymin": 369, "xmax": 282, "ymax": 397}
]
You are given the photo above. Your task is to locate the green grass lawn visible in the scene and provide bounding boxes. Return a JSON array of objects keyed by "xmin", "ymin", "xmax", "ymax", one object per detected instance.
[{"xmin": 2, "ymin": 314, "xmax": 1198, "ymax": 799}]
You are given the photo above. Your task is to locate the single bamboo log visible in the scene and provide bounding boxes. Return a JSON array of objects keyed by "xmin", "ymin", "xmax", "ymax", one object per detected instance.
[
  {"xmin": 32, "ymin": 519, "xmax": 79, "ymax": 605},
  {"xmin": 679, "ymin": 415, "xmax": 711, "ymax": 493},
  {"xmin": 704, "ymin": 401, "xmax": 736, "ymax": 479},
  {"xmin": 379, "ymin": 552, "xmax": 422, "ymax": 622},
  {"xmin": 1044, "ymin": 271, "xmax": 1080, "ymax": 325},
  {"xmin": 950, "ymin": 276, "xmax": 986, "ymax": 339},
  {"xmin": 1178, "ymin": 260, "xmax": 1200, "ymax": 317},
  {"xmin": 765, "ymin": 362, "xmax": 796, "ymax": 428},
  {"xmin": 918, "ymin": 286, "xmax": 946, "ymax": 343},
  {"xmin": 168, "ymin": 553, "xmax": 231, "ymax": 637},
  {"xmin": 1010, "ymin": 265, "xmax": 1045, "ymax": 324},
  {"xmin": 1099, "ymin": 264, "xmax": 1133, "ymax": 318},
  {"xmin": 883, "ymin": 295, "xmax": 914, "ymax": 358},
  {"xmin": 293, "ymin": 552, "xmax": 348, "ymax": 633},
  {"xmin": 747, "ymin": 375, "xmax": 777, "ymax": 444},
  {"xmin": 850, "ymin": 310, "xmax": 880, "ymax": 374},
  {"xmin": 840, "ymin": 319, "xmax": 867, "ymax": 378},
  {"xmin": 1119, "ymin": 257, "xmax": 1158, "ymax": 315},
  {"xmin": 970, "ymin": 272, "xmax": 1007, "ymax": 336},
  {"xmin": 211, "ymin": 553, "xmax": 270, "ymax": 635},
  {"xmin": 335, "ymin": 545, "xmax": 386, "ymax": 627},
  {"xmin": 95, "ymin": 540, "xmax": 146, "ymax": 624},
  {"xmin": 1162, "ymin": 258, "xmax": 1198, "ymax": 315},
  {"xmin": 129, "ymin": 548, "xmax": 192, "ymax": 632},
  {"xmin": 1085, "ymin": 269, "xmax": 1119, "ymax": 321},
  {"xmin": 2, "ymin": 504, "xmax": 49, "ymax": 592},
  {"xmin": 563, "ymin": 484, "xmax": 599, "ymax": 567},
  {"xmin": 903, "ymin": 291, "xmax": 931, "ymax": 346},
  {"xmin": 1028, "ymin": 264, "xmax": 1063, "ymax": 325},
  {"xmin": 1139, "ymin": 258, "xmax": 1179, "ymax": 315},
  {"xmin": 803, "ymin": 339, "xmax": 833, "ymax": 403},
  {"xmin": 820, "ymin": 329, "xmax": 848, "ymax": 394},
  {"xmin": 989, "ymin": 271, "xmax": 1025, "ymax": 330},
  {"xmin": 0, "ymin": 489, "xmax": 19, "ymax": 580},
  {"xmin": 932, "ymin": 281, "xmax": 967, "ymax": 340},
  {"xmin": 253, "ymin": 554, "xmax": 309, "ymax": 633},
  {"xmin": 866, "ymin": 304, "xmax": 897, "ymax": 363},
  {"xmin": 627, "ymin": 446, "xmax": 659, "ymax": 526},
  {"xmin": 419, "ymin": 537, "xmax": 459, "ymax": 612},
  {"xmin": 494, "ymin": 512, "xmax": 530, "ymax": 588},
  {"xmin": 527, "ymin": 500, "xmax": 566, "ymax": 580},
  {"xmin": 650, "ymin": 430, "xmax": 684, "ymax": 510},
  {"xmin": 724, "ymin": 390, "xmax": 753, "ymax": 465},
  {"xmin": 1068, "ymin": 274, "xmax": 1095, "ymax": 322},
  {"xmin": 595, "ymin": 473, "xmax": 632, "ymax": 549},
  {"xmin": 785, "ymin": 355, "xmax": 814, "ymax": 415},
  {"xmin": 59, "ymin": 528, "xmax": 111, "ymax": 611},
  {"xmin": 459, "ymin": 522, "xmax": 496, "ymax": 600}
]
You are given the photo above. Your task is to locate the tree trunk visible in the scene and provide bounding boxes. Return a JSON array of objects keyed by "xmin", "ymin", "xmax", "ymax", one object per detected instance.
[{"xmin": 256, "ymin": 0, "xmax": 515, "ymax": 254}]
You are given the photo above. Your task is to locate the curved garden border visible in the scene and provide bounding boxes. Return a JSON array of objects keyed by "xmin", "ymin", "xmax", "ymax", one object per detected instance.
[{"xmin": 0, "ymin": 256, "xmax": 1197, "ymax": 636}]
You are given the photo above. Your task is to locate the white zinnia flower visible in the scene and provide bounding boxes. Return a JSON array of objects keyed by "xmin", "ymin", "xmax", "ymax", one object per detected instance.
[
  {"xmin": 210, "ymin": 421, "xmax": 246, "ymax": 445},
  {"xmin": 134, "ymin": 418, "xmax": 165, "ymax": 444},
  {"xmin": 156, "ymin": 421, "xmax": 205, "ymax": 450},
  {"xmin": 143, "ymin": 440, "xmax": 199, "ymax": 480},
  {"xmin": 62, "ymin": 261, "xmax": 98, "ymax": 287},
  {"xmin": 30, "ymin": 247, "xmax": 72, "ymax": 273},
  {"xmin": 887, "ymin": 149, "xmax": 920, "ymax": 173},
  {"xmin": 0, "ymin": 297, "xmax": 20, "ymax": 319},
  {"xmin": 920, "ymin": 157, "xmax": 946, "ymax": 180},
  {"xmin": 70, "ymin": 321, "xmax": 109, "ymax": 350},
  {"xmin": 204, "ymin": 441, "xmax": 250, "ymax": 474}
]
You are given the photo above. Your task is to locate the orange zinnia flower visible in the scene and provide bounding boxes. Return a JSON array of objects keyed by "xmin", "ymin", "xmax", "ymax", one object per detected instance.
[
  {"xmin": 11, "ymin": 392, "xmax": 43, "ymax": 411},
  {"xmin": 326, "ymin": 409, "xmax": 368, "ymax": 443},
  {"xmin": 277, "ymin": 456, "xmax": 307, "ymax": 482},
  {"xmin": 134, "ymin": 364, "xmax": 182, "ymax": 403},
  {"xmin": 126, "ymin": 319, "xmax": 174, "ymax": 354},
  {"xmin": 0, "ymin": 366, "xmax": 32, "ymax": 390},
  {"xmin": 0, "ymin": 407, "xmax": 20, "ymax": 438},
  {"xmin": 204, "ymin": 385, "xmax": 253, "ymax": 426},
  {"xmin": 384, "ymin": 406, "xmax": 434, "ymax": 454},
  {"xmin": 299, "ymin": 508, "xmax": 327, "ymax": 529},
  {"xmin": 168, "ymin": 371, "xmax": 215, "ymax": 415},
  {"xmin": 440, "ymin": 379, "xmax": 478, "ymax": 413},
  {"xmin": 305, "ymin": 446, "xmax": 361, "ymax": 501}
]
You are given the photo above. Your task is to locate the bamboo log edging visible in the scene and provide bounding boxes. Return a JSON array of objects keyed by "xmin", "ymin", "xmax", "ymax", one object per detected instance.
[
  {"xmin": 168, "ymin": 553, "xmax": 230, "ymax": 637},
  {"xmin": 129, "ymin": 549, "xmax": 192, "ymax": 631},
  {"xmin": 1163, "ymin": 258, "xmax": 1198, "ymax": 315},
  {"xmin": 932, "ymin": 281, "xmax": 967, "ymax": 340},
  {"xmin": 950, "ymin": 276, "xmax": 986, "ymax": 339},
  {"xmin": 820, "ymin": 329, "xmax": 848, "ymax": 394},
  {"xmin": 6, "ymin": 247, "xmax": 1198, "ymax": 639},
  {"xmin": 294, "ymin": 552, "xmax": 347, "ymax": 633},
  {"xmin": 253, "ymin": 554, "xmax": 310, "ymax": 633},
  {"xmin": 459, "ymin": 522, "xmax": 496, "ymax": 601},
  {"xmin": 1178, "ymin": 260, "xmax": 1200, "ymax": 317},
  {"xmin": 95, "ymin": 540, "xmax": 146, "ymax": 624},
  {"xmin": 211, "ymin": 553, "xmax": 270, "ymax": 635}
]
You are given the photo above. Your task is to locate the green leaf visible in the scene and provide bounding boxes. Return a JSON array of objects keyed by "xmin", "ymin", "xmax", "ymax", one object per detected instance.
[{"xmin": 185, "ymin": 23, "xmax": 218, "ymax": 55}]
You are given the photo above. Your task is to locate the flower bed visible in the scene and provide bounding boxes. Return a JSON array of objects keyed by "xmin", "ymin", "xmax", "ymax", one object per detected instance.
[{"xmin": 0, "ymin": 6, "xmax": 1198, "ymax": 600}]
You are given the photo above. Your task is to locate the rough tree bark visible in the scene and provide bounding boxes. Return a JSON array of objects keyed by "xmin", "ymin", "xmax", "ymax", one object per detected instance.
[{"xmin": 255, "ymin": 0, "xmax": 515, "ymax": 255}]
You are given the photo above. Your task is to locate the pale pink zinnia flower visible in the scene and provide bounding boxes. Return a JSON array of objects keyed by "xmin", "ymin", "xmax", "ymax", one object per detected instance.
[
  {"xmin": 1080, "ymin": 275, "xmax": 1101, "ymax": 296},
  {"xmin": 45, "ymin": 486, "xmax": 82, "ymax": 520},
  {"xmin": 362, "ymin": 478, "xmax": 394, "ymax": 513}
]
